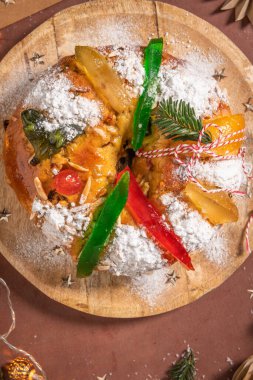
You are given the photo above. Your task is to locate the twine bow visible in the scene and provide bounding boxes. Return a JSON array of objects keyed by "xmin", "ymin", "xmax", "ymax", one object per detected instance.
[{"xmin": 136, "ymin": 123, "xmax": 253, "ymax": 253}]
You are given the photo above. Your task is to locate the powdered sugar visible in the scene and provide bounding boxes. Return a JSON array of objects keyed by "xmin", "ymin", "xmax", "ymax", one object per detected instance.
[
  {"xmin": 24, "ymin": 69, "xmax": 102, "ymax": 141},
  {"xmin": 131, "ymin": 267, "xmax": 171, "ymax": 306},
  {"xmin": 103, "ymin": 224, "xmax": 166, "ymax": 276},
  {"xmin": 81, "ymin": 19, "xmax": 142, "ymax": 47},
  {"xmin": 176, "ymin": 158, "xmax": 246, "ymax": 191},
  {"xmin": 204, "ymin": 232, "xmax": 228, "ymax": 265},
  {"xmin": 32, "ymin": 198, "xmax": 90, "ymax": 247},
  {"xmin": 156, "ymin": 52, "xmax": 228, "ymax": 117},
  {"xmin": 108, "ymin": 47, "xmax": 145, "ymax": 96},
  {"xmin": 161, "ymin": 193, "xmax": 228, "ymax": 264}
]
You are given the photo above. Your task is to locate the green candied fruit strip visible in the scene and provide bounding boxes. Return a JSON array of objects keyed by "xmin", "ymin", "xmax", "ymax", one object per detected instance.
[
  {"xmin": 131, "ymin": 38, "xmax": 163, "ymax": 151},
  {"xmin": 77, "ymin": 172, "xmax": 130, "ymax": 277}
]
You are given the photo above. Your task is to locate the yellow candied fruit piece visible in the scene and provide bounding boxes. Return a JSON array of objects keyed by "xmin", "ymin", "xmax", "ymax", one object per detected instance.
[
  {"xmin": 184, "ymin": 182, "xmax": 239, "ymax": 225},
  {"xmin": 75, "ymin": 46, "xmax": 132, "ymax": 113}
]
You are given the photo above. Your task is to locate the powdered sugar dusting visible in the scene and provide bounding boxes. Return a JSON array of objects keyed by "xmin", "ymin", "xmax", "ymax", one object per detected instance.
[
  {"xmin": 108, "ymin": 47, "xmax": 145, "ymax": 96},
  {"xmin": 131, "ymin": 267, "xmax": 171, "ymax": 306},
  {"xmin": 32, "ymin": 198, "xmax": 90, "ymax": 247},
  {"xmin": 24, "ymin": 69, "xmax": 102, "ymax": 141},
  {"xmin": 80, "ymin": 19, "xmax": 143, "ymax": 47},
  {"xmin": 161, "ymin": 193, "xmax": 228, "ymax": 265},
  {"xmin": 176, "ymin": 158, "xmax": 247, "ymax": 191},
  {"xmin": 102, "ymin": 224, "xmax": 166, "ymax": 276},
  {"xmin": 156, "ymin": 52, "xmax": 228, "ymax": 117},
  {"xmin": 205, "ymin": 232, "xmax": 228, "ymax": 265}
]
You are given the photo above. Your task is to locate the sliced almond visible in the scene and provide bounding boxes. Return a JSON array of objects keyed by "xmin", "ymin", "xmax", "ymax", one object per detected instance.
[
  {"xmin": 68, "ymin": 160, "xmax": 89, "ymax": 172},
  {"xmin": 64, "ymin": 225, "xmax": 77, "ymax": 235},
  {"xmin": 90, "ymin": 197, "xmax": 105, "ymax": 210},
  {"xmin": 28, "ymin": 154, "xmax": 35, "ymax": 165},
  {"xmin": 93, "ymin": 127, "xmax": 108, "ymax": 140},
  {"xmin": 79, "ymin": 176, "xmax": 92, "ymax": 205},
  {"xmin": 117, "ymin": 214, "xmax": 122, "ymax": 226},
  {"xmin": 34, "ymin": 177, "xmax": 48, "ymax": 201},
  {"xmin": 96, "ymin": 265, "xmax": 110, "ymax": 272},
  {"xmin": 106, "ymin": 125, "xmax": 118, "ymax": 135}
]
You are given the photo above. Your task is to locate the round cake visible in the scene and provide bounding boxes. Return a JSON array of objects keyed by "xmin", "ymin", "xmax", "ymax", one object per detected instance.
[{"xmin": 3, "ymin": 40, "xmax": 249, "ymax": 305}]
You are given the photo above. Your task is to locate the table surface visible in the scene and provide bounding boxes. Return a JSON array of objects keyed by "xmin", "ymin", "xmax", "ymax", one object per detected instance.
[{"xmin": 0, "ymin": 1, "xmax": 253, "ymax": 379}]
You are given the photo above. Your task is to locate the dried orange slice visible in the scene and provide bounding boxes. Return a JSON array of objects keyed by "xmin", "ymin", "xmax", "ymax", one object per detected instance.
[{"xmin": 204, "ymin": 114, "xmax": 245, "ymax": 156}]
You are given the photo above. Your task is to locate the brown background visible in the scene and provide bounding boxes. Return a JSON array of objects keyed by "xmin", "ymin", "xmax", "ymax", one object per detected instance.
[
  {"xmin": 0, "ymin": 0, "xmax": 62, "ymax": 29},
  {"xmin": 0, "ymin": 1, "xmax": 253, "ymax": 379}
]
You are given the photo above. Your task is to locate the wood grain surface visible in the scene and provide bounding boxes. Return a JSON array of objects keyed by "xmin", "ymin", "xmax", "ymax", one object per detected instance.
[{"xmin": 0, "ymin": 0, "xmax": 252, "ymax": 318}]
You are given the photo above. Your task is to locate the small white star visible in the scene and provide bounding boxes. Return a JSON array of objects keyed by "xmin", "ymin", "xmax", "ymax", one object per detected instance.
[
  {"xmin": 243, "ymin": 98, "xmax": 253, "ymax": 112},
  {"xmin": 248, "ymin": 289, "xmax": 253, "ymax": 299},
  {"xmin": 1, "ymin": 0, "xmax": 15, "ymax": 4},
  {"xmin": 0, "ymin": 209, "xmax": 11, "ymax": 223},
  {"xmin": 97, "ymin": 375, "xmax": 107, "ymax": 380}
]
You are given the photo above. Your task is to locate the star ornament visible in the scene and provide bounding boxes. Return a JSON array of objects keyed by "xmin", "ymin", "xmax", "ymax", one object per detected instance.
[
  {"xmin": 29, "ymin": 53, "xmax": 45, "ymax": 66},
  {"xmin": 243, "ymin": 97, "xmax": 253, "ymax": 112},
  {"xmin": 166, "ymin": 270, "xmax": 180, "ymax": 286},
  {"xmin": 213, "ymin": 68, "xmax": 227, "ymax": 82},
  {"xmin": 97, "ymin": 375, "xmax": 107, "ymax": 380},
  {"xmin": 1, "ymin": 0, "xmax": 15, "ymax": 4}
]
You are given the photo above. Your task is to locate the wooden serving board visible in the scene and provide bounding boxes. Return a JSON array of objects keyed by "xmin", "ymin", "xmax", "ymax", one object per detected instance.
[{"xmin": 0, "ymin": 0, "xmax": 252, "ymax": 318}]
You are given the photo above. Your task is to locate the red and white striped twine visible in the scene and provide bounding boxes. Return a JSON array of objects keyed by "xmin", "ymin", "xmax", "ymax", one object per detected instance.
[
  {"xmin": 136, "ymin": 123, "xmax": 253, "ymax": 253},
  {"xmin": 246, "ymin": 214, "xmax": 253, "ymax": 255}
]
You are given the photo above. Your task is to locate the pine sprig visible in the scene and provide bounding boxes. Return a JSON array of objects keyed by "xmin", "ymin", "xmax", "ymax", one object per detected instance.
[
  {"xmin": 168, "ymin": 347, "xmax": 196, "ymax": 380},
  {"xmin": 153, "ymin": 97, "xmax": 212, "ymax": 144}
]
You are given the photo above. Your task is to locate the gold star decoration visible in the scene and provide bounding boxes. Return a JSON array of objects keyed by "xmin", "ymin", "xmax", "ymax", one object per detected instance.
[
  {"xmin": 166, "ymin": 270, "xmax": 180, "ymax": 286},
  {"xmin": 97, "ymin": 375, "xmax": 107, "ymax": 380},
  {"xmin": 29, "ymin": 53, "xmax": 45, "ymax": 66},
  {"xmin": 0, "ymin": 209, "xmax": 11, "ymax": 222},
  {"xmin": 62, "ymin": 274, "xmax": 75, "ymax": 288},
  {"xmin": 213, "ymin": 68, "xmax": 226, "ymax": 82},
  {"xmin": 221, "ymin": 0, "xmax": 253, "ymax": 24},
  {"xmin": 243, "ymin": 97, "xmax": 253, "ymax": 112}
]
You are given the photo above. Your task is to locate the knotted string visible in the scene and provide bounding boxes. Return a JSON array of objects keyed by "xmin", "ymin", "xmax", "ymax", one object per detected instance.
[
  {"xmin": 245, "ymin": 214, "xmax": 253, "ymax": 255},
  {"xmin": 136, "ymin": 123, "xmax": 253, "ymax": 253},
  {"xmin": 0, "ymin": 278, "xmax": 47, "ymax": 379}
]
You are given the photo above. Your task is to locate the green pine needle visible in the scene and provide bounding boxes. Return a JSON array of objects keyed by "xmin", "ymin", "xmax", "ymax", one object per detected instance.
[
  {"xmin": 153, "ymin": 97, "xmax": 212, "ymax": 144},
  {"xmin": 168, "ymin": 348, "xmax": 196, "ymax": 380}
]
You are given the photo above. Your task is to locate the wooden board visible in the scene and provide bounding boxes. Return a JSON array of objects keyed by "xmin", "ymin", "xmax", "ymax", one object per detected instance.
[
  {"xmin": 0, "ymin": 0, "xmax": 62, "ymax": 29},
  {"xmin": 0, "ymin": 0, "xmax": 252, "ymax": 318}
]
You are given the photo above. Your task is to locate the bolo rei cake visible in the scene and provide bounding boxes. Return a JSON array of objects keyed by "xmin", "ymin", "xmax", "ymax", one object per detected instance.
[{"xmin": 3, "ymin": 38, "xmax": 251, "ymax": 304}]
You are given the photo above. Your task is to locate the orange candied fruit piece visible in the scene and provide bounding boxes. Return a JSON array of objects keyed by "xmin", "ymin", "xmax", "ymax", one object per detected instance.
[{"xmin": 204, "ymin": 114, "xmax": 245, "ymax": 156}]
